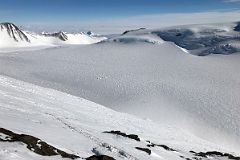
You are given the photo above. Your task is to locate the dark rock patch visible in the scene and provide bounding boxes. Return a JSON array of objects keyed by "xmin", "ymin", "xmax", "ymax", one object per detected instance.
[
  {"xmin": 135, "ymin": 147, "xmax": 151, "ymax": 155},
  {"xmin": 179, "ymin": 155, "xmax": 185, "ymax": 159},
  {"xmin": 146, "ymin": 140, "xmax": 176, "ymax": 151},
  {"xmin": 42, "ymin": 31, "xmax": 68, "ymax": 41},
  {"xmin": 179, "ymin": 155, "xmax": 192, "ymax": 160},
  {"xmin": 0, "ymin": 127, "xmax": 79, "ymax": 159},
  {"xmin": 122, "ymin": 28, "xmax": 146, "ymax": 35},
  {"xmin": 206, "ymin": 44, "xmax": 237, "ymax": 55},
  {"xmin": 103, "ymin": 130, "xmax": 140, "ymax": 141},
  {"xmin": 234, "ymin": 22, "xmax": 240, "ymax": 32},
  {"xmin": 86, "ymin": 155, "xmax": 115, "ymax": 160},
  {"xmin": 192, "ymin": 151, "xmax": 240, "ymax": 160}
]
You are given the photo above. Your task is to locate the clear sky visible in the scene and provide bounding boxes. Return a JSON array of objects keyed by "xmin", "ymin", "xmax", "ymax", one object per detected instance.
[{"xmin": 0, "ymin": 0, "xmax": 240, "ymax": 24}]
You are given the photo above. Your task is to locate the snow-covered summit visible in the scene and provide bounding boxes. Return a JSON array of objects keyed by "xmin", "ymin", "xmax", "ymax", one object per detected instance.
[
  {"xmin": 0, "ymin": 22, "xmax": 30, "ymax": 42},
  {"xmin": 0, "ymin": 22, "xmax": 32, "ymax": 48}
]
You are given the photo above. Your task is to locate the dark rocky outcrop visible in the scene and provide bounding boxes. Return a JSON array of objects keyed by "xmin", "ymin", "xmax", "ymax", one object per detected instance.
[
  {"xmin": 135, "ymin": 147, "xmax": 151, "ymax": 155},
  {"xmin": 103, "ymin": 130, "xmax": 140, "ymax": 141},
  {"xmin": 146, "ymin": 140, "xmax": 176, "ymax": 151},
  {"xmin": 193, "ymin": 151, "xmax": 240, "ymax": 160},
  {"xmin": 0, "ymin": 128, "xmax": 80, "ymax": 159},
  {"xmin": 122, "ymin": 28, "xmax": 146, "ymax": 35},
  {"xmin": 86, "ymin": 155, "xmax": 115, "ymax": 160},
  {"xmin": 234, "ymin": 22, "xmax": 240, "ymax": 32},
  {"xmin": 42, "ymin": 31, "xmax": 68, "ymax": 41}
]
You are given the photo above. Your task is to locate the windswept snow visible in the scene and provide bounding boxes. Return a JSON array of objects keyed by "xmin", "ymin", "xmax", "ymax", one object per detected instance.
[
  {"xmin": 1, "ymin": 41, "xmax": 240, "ymax": 153},
  {"xmin": 0, "ymin": 75, "xmax": 239, "ymax": 160},
  {"xmin": 1, "ymin": 22, "xmax": 240, "ymax": 159}
]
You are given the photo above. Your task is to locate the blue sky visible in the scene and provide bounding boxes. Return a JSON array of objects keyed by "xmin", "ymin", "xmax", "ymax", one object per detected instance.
[{"xmin": 0, "ymin": 0, "xmax": 240, "ymax": 24}]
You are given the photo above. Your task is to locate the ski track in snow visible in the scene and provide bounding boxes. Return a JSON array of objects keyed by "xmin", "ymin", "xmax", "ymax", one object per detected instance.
[{"xmin": 45, "ymin": 112, "xmax": 138, "ymax": 160}]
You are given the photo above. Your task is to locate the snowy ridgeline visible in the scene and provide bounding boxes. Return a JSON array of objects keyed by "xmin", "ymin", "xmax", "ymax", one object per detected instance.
[
  {"xmin": 104, "ymin": 22, "xmax": 240, "ymax": 55},
  {"xmin": 0, "ymin": 75, "xmax": 240, "ymax": 160},
  {"xmin": 1, "ymin": 22, "xmax": 240, "ymax": 55},
  {"xmin": 0, "ymin": 22, "xmax": 106, "ymax": 49}
]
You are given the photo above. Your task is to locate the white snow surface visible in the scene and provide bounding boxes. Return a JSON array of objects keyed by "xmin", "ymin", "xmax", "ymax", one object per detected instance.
[
  {"xmin": 1, "ymin": 41, "xmax": 240, "ymax": 153},
  {"xmin": 105, "ymin": 29, "xmax": 164, "ymax": 44},
  {"xmin": 0, "ymin": 75, "xmax": 233, "ymax": 160},
  {"xmin": 1, "ymin": 22, "xmax": 240, "ymax": 159},
  {"xmin": 31, "ymin": 32, "xmax": 106, "ymax": 45}
]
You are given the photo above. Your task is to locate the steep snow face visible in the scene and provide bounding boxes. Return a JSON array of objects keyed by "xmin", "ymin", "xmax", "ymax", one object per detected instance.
[
  {"xmin": 0, "ymin": 75, "xmax": 238, "ymax": 160},
  {"xmin": 0, "ymin": 23, "xmax": 31, "ymax": 48}
]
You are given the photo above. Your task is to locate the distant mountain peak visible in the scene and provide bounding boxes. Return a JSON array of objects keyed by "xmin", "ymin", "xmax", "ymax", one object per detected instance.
[
  {"xmin": 0, "ymin": 22, "xmax": 30, "ymax": 42},
  {"xmin": 42, "ymin": 31, "xmax": 68, "ymax": 41}
]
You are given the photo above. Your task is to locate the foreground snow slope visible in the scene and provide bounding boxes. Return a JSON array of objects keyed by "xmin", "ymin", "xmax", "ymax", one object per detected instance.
[
  {"xmin": 1, "ymin": 75, "xmax": 236, "ymax": 160},
  {"xmin": 1, "ymin": 41, "xmax": 240, "ymax": 152}
]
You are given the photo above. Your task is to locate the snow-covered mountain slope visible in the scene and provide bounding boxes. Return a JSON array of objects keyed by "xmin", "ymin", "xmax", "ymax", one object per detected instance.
[
  {"xmin": 42, "ymin": 31, "xmax": 69, "ymax": 41},
  {"xmin": 0, "ymin": 23, "xmax": 31, "ymax": 48},
  {"xmin": 1, "ymin": 75, "xmax": 239, "ymax": 160},
  {"xmin": 105, "ymin": 22, "xmax": 240, "ymax": 55},
  {"xmin": 103, "ymin": 28, "xmax": 164, "ymax": 44},
  {"xmin": 34, "ymin": 31, "xmax": 106, "ymax": 45},
  {"xmin": 1, "ymin": 41, "xmax": 240, "ymax": 153},
  {"xmin": 1, "ymin": 22, "xmax": 240, "ymax": 55},
  {"xmin": 0, "ymin": 22, "xmax": 106, "ymax": 50},
  {"xmin": 151, "ymin": 22, "xmax": 240, "ymax": 56}
]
